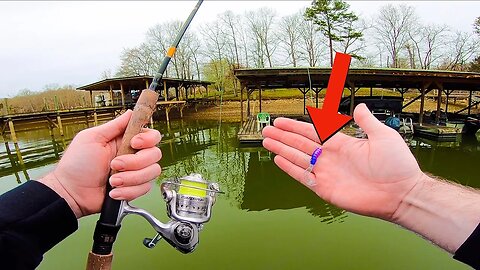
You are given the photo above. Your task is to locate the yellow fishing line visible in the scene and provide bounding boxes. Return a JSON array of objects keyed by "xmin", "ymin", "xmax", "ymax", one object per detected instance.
[{"xmin": 178, "ymin": 180, "xmax": 207, "ymax": 197}]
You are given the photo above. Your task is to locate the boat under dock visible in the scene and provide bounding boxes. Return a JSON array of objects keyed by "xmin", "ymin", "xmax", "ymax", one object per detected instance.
[{"xmin": 413, "ymin": 123, "xmax": 463, "ymax": 141}]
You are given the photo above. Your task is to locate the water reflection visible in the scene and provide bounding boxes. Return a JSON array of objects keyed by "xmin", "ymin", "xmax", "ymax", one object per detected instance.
[
  {"xmin": 409, "ymin": 134, "xmax": 480, "ymax": 188},
  {"xmin": 157, "ymin": 120, "xmax": 346, "ymax": 223},
  {"xmin": 242, "ymin": 150, "xmax": 346, "ymax": 223},
  {"xmin": 0, "ymin": 123, "xmax": 84, "ymax": 183},
  {"xmin": 1, "ymin": 118, "xmax": 478, "ymax": 223}
]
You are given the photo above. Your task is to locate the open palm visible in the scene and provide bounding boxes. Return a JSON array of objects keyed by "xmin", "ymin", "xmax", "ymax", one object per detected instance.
[{"xmin": 262, "ymin": 104, "xmax": 424, "ymax": 221}]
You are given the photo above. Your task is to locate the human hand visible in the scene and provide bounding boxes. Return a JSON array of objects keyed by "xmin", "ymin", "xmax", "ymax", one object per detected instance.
[
  {"xmin": 262, "ymin": 103, "xmax": 425, "ymax": 221},
  {"xmin": 38, "ymin": 110, "xmax": 162, "ymax": 218}
]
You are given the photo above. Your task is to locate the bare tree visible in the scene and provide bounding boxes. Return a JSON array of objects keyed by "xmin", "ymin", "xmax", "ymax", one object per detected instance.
[
  {"xmin": 200, "ymin": 20, "xmax": 228, "ymax": 90},
  {"xmin": 146, "ymin": 21, "xmax": 199, "ymax": 79},
  {"xmin": 298, "ymin": 19, "xmax": 327, "ymax": 67},
  {"xmin": 116, "ymin": 43, "xmax": 155, "ymax": 77},
  {"xmin": 219, "ymin": 11, "xmax": 244, "ymax": 95},
  {"xmin": 374, "ymin": 4, "xmax": 417, "ymax": 68},
  {"xmin": 245, "ymin": 8, "xmax": 278, "ymax": 68},
  {"xmin": 219, "ymin": 11, "xmax": 242, "ymax": 68},
  {"xmin": 100, "ymin": 69, "xmax": 113, "ymax": 80},
  {"xmin": 336, "ymin": 18, "xmax": 368, "ymax": 60},
  {"xmin": 440, "ymin": 31, "xmax": 480, "ymax": 71},
  {"xmin": 408, "ymin": 24, "xmax": 449, "ymax": 69},
  {"xmin": 277, "ymin": 12, "xmax": 303, "ymax": 67},
  {"xmin": 146, "ymin": 21, "xmax": 179, "ymax": 77}
]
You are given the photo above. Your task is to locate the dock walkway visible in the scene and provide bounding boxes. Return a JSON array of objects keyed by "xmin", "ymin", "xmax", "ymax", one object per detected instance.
[{"xmin": 238, "ymin": 116, "xmax": 263, "ymax": 143}]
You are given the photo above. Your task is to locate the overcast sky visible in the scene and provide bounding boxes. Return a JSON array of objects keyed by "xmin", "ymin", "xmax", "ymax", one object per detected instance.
[{"xmin": 0, "ymin": 1, "xmax": 478, "ymax": 98}]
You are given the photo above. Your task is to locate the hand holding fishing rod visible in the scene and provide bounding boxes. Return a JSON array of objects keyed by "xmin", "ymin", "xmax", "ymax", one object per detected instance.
[{"xmin": 88, "ymin": 1, "xmax": 222, "ymax": 269}]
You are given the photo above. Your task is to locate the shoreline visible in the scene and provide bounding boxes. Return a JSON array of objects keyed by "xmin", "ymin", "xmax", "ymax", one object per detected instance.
[{"xmin": 180, "ymin": 98, "xmax": 478, "ymax": 122}]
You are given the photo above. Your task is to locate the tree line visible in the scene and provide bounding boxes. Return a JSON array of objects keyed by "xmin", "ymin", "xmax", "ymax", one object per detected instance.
[{"xmin": 111, "ymin": 0, "xmax": 480, "ymax": 92}]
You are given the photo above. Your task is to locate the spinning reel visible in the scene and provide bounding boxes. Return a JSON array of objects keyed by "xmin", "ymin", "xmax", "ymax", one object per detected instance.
[{"xmin": 116, "ymin": 173, "xmax": 222, "ymax": 253}]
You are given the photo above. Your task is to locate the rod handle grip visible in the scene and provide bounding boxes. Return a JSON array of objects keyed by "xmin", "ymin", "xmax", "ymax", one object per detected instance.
[
  {"xmin": 111, "ymin": 89, "xmax": 159, "ymax": 172},
  {"xmin": 86, "ymin": 252, "xmax": 113, "ymax": 270}
]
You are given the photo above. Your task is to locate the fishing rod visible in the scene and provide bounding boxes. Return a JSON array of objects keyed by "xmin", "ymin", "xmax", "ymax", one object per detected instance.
[
  {"xmin": 149, "ymin": 0, "xmax": 203, "ymax": 92},
  {"xmin": 86, "ymin": 1, "xmax": 221, "ymax": 269}
]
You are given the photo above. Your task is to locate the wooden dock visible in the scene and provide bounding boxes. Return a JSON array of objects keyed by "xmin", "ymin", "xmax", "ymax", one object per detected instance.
[
  {"xmin": 238, "ymin": 116, "xmax": 263, "ymax": 143},
  {"xmin": 413, "ymin": 123, "xmax": 463, "ymax": 141}
]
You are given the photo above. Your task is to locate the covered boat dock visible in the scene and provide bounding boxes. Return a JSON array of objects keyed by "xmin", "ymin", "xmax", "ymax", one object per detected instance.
[{"xmin": 234, "ymin": 68, "xmax": 480, "ymax": 141}]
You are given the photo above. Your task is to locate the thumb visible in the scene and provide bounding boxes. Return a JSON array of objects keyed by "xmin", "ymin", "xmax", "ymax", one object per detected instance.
[
  {"xmin": 353, "ymin": 103, "xmax": 390, "ymax": 139},
  {"xmin": 93, "ymin": 110, "xmax": 133, "ymax": 142}
]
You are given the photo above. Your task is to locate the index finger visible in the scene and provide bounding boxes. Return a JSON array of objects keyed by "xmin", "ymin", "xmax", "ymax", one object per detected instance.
[
  {"xmin": 131, "ymin": 128, "xmax": 162, "ymax": 149},
  {"xmin": 273, "ymin": 117, "xmax": 351, "ymax": 148}
]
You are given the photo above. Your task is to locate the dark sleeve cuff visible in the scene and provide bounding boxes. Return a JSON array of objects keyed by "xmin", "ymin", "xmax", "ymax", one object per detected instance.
[
  {"xmin": 454, "ymin": 223, "xmax": 480, "ymax": 269},
  {"xmin": 0, "ymin": 180, "xmax": 78, "ymax": 268}
]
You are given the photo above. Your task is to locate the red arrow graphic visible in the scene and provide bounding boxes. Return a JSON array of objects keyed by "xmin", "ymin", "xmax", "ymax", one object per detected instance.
[{"xmin": 307, "ymin": 52, "xmax": 352, "ymax": 143}]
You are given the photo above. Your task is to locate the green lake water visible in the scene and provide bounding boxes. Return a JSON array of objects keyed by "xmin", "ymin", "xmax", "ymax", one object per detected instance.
[{"xmin": 0, "ymin": 119, "xmax": 478, "ymax": 270}]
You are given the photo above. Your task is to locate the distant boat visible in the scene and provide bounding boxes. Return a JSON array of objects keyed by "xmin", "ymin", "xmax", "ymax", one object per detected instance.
[{"xmin": 339, "ymin": 96, "xmax": 404, "ymax": 120}]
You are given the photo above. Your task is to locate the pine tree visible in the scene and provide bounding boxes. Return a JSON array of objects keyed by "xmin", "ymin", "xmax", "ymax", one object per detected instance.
[{"xmin": 305, "ymin": 0, "xmax": 363, "ymax": 66}]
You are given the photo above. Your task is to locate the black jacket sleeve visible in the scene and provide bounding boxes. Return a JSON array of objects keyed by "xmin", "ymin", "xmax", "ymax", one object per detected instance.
[
  {"xmin": 0, "ymin": 180, "xmax": 78, "ymax": 270},
  {"xmin": 454, "ymin": 223, "xmax": 480, "ymax": 269}
]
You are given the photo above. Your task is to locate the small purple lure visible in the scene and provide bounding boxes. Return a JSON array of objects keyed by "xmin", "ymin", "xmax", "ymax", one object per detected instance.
[
  {"xmin": 304, "ymin": 147, "xmax": 322, "ymax": 186},
  {"xmin": 310, "ymin": 148, "xmax": 323, "ymax": 165}
]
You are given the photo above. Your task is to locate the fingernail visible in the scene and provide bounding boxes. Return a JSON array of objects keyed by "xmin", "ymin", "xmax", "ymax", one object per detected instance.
[
  {"xmin": 131, "ymin": 137, "xmax": 144, "ymax": 148},
  {"xmin": 109, "ymin": 189, "xmax": 123, "ymax": 199},
  {"xmin": 110, "ymin": 176, "xmax": 123, "ymax": 187},
  {"xmin": 111, "ymin": 159, "xmax": 125, "ymax": 170}
]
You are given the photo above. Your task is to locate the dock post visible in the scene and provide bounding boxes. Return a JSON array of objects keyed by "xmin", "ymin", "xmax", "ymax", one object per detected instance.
[
  {"xmin": 84, "ymin": 112, "xmax": 89, "ymax": 128},
  {"xmin": 468, "ymin": 90, "xmax": 473, "ymax": 115},
  {"xmin": 1, "ymin": 127, "xmax": 21, "ymax": 183},
  {"xmin": 175, "ymin": 86, "xmax": 180, "ymax": 101},
  {"xmin": 165, "ymin": 106, "xmax": 171, "ymax": 124},
  {"xmin": 89, "ymin": 91, "xmax": 94, "ymax": 107},
  {"xmin": 259, "ymin": 86, "xmax": 262, "ymax": 113},
  {"xmin": 445, "ymin": 90, "xmax": 453, "ymax": 115},
  {"xmin": 180, "ymin": 104, "xmax": 184, "ymax": 118},
  {"xmin": 302, "ymin": 88, "xmax": 307, "ymax": 115},
  {"xmin": 120, "ymin": 83, "xmax": 125, "ymax": 108},
  {"xmin": 435, "ymin": 83, "xmax": 443, "ymax": 124},
  {"xmin": 109, "ymin": 85, "xmax": 114, "ymax": 107},
  {"xmin": 56, "ymin": 113, "xmax": 64, "ymax": 136},
  {"xmin": 348, "ymin": 82, "xmax": 355, "ymax": 116},
  {"xmin": 8, "ymin": 119, "xmax": 26, "ymax": 172},
  {"xmin": 419, "ymin": 86, "xmax": 426, "ymax": 126},
  {"xmin": 48, "ymin": 124, "xmax": 60, "ymax": 159},
  {"xmin": 247, "ymin": 89, "xmax": 251, "ymax": 117},
  {"xmin": 164, "ymin": 81, "xmax": 168, "ymax": 101},
  {"xmin": 94, "ymin": 109, "xmax": 98, "ymax": 126},
  {"xmin": 240, "ymin": 84, "xmax": 244, "ymax": 124},
  {"xmin": 54, "ymin": 96, "xmax": 64, "ymax": 136},
  {"xmin": 150, "ymin": 116, "xmax": 154, "ymax": 129}
]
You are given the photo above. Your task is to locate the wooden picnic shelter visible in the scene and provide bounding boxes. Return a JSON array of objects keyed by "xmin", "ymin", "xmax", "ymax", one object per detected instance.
[{"xmin": 77, "ymin": 75, "xmax": 212, "ymax": 107}]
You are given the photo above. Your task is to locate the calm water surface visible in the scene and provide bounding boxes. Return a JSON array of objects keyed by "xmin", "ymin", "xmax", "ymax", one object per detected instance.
[{"xmin": 0, "ymin": 119, "xmax": 478, "ymax": 270}]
